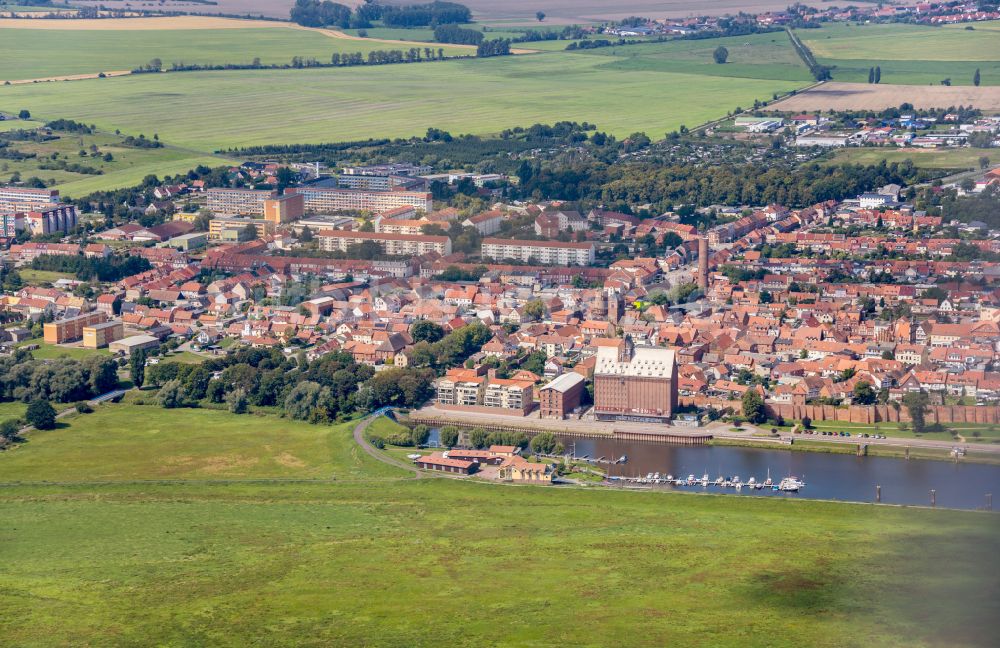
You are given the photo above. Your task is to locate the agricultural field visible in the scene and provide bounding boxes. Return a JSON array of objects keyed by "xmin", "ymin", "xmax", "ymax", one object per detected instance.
[
  {"xmin": 0, "ymin": 126, "xmax": 236, "ymax": 198},
  {"xmin": 799, "ymin": 22, "xmax": 1000, "ymax": 86},
  {"xmin": 824, "ymin": 147, "xmax": 994, "ymax": 172},
  {"xmin": 0, "ymin": 19, "xmax": 470, "ymax": 81},
  {"xmin": 577, "ymin": 31, "xmax": 813, "ymax": 83},
  {"xmin": 0, "ymin": 404, "xmax": 997, "ymax": 646},
  {"xmin": 768, "ymin": 82, "xmax": 1000, "ymax": 113},
  {"xmin": 0, "ymin": 52, "xmax": 804, "ymax": 153}
]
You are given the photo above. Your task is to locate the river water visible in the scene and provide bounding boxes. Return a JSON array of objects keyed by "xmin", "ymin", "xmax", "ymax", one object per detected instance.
[{"xmin": 557, "ymin": 436, "xmax": 1000, "ymax": 511}]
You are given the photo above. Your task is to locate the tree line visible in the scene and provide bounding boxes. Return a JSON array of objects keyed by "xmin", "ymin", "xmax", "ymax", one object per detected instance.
[
  {"xmin": 290, "ymin": 0, "xmax": 471, "ymax": 29},
  {"xmin": 30, "ymin": 254, "xmax": 151, "ymax": 282},
  {"xmin": 476, "ymin": 38, "xmax": 511, "ymax": 57},
  {"xmin": 141, "ymin": 322, "xmax": 492, "ymax": 422}
]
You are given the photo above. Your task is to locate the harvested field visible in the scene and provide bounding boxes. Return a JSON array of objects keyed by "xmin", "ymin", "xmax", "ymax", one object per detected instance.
[
  {"xmin": 768, "ymin": 82, "xmax": 1000, "ymax": 113},
  {"xmin": 0, "ymin": 15, "xmax": 289, "ymax": 29},
  {"xmin": 68, "ymin": 0, "xmax": 846, "ymax": 22}
]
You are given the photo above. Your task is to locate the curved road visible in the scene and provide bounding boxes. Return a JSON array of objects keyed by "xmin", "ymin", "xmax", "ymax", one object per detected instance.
[{"xmin": 352, "ymin": 413, "xmax": 422, "ymax": 478}]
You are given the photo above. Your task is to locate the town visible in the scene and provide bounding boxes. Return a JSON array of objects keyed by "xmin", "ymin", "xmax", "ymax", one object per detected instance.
[{"xmin": 2, "ymin": 131, "xmax": 999, "ymax": 477}]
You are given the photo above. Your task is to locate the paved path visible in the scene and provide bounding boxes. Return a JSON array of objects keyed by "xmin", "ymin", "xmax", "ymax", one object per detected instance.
[
  {"xmin": 352, "ymin": 411, "xmax": 422, "ymax": 478},
  {"xmin": 410, "ymin": 405, "xmax": 1000, "ymax": 455}
]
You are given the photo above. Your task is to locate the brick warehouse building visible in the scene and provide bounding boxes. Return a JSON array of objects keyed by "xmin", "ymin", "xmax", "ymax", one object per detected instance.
[{"xmin": 593, "ymin": 338, "xmax": 677, "ymax": 423}]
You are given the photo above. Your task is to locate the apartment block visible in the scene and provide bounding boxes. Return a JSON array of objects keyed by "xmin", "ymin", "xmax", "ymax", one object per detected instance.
[
  {"xmin": 44, "ymin": 311, "xmax": 107, "ymax": 344},
  {"xmin": 316, "ymin": 230, "xmax": 451, "ymax": 256},
  {"xmin": 208, "ymin": 217, "xmax": 275, "ymax": 240},
  {"xmin": 435, "ymin": 368, "xmax": 535, "ymax": 415},
  {"xmin": 206, "ymin": 188, "xmax": 273, "ymax": 216},
  {"xmin": 263, "ymin": 193, "xmax": 305, "ymax": 225},
  {"xmin": 481, "ymin": 238, "xmax": 595, "ymax": 266},
  {"xmin": 0, "ymin": 186, "xmax": 59, "ymax": 213},
  {"xmin": 287, "ymin": 187, "xmax": 433, "ymax": 214},
  {"xmin": 82, "ymin": 320, "xmax": 124, "ymax": 349}
]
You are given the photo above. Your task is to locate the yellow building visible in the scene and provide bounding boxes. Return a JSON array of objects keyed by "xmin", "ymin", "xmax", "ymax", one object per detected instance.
[
  {"xmin": 82, "ymin": 320, "xmax": 124, "ymax": 349},
  {"xmin": 173, "ymin": 212, "xmax": 201, "ymax": 223},
  {"xmin": 263, "ymin": 193, "xmax": 305, "ymax": 225},
  {"xmin": 208, "ymin": 217, "xmax": 275, "ymax": 241}
]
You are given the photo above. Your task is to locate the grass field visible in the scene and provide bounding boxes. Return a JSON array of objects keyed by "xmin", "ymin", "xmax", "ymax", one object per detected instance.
[
  {"xmin": 0, "ymin": 24, "xmax": 470, "ymax": 81},
  {"xmin": 799, "ymin": 23, "xmax": 1000, "ymax": 85},
  {"xmin": 578, "ymin": 32, "xmax": 813, "ymax": 82},
  {"xmin": 18, "ymin": 338, "xmax": 112, "ymax": 360},
  {"xmin": 0, "ymin": 400, "xmax": 25, "ymax": 424},
  {"xmin": 0, "ymin": 403, "xmax": 997, "ymax": 646},
  {"xmin": 0, "ymin": 405, "xmax": 395, "ymax": 482},
  {"xmin": 16, "ymin": 268, "xmax": 74, "ymax": 284},
  {"xmin": 0, "ymin": 127, "xmax": 236, "ymax": 197},
  {"xmin": 824, "ymin": 147, "xmax": 994, "ymax": 171},
  {"xmin": 0, "ymin": 52, "xmax": 803, "ymax": 151}
]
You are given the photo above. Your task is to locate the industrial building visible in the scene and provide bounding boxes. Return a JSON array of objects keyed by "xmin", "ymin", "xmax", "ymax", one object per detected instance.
[{"xmin": 593, "ymin": 338, "xmax": 677, "ymax": 423}]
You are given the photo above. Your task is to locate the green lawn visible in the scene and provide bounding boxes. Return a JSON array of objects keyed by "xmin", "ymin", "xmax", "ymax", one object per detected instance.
[
  {"xmin": 0, "ymin": 399, "xmax": 25, "ymax": 424},
  {"xmin": 0, "ymin": 26, "xmax": 470, "ymax": 81},
  {"xmin": 16, "ymin": 268, "xmax": 74, "ymax": 285},
  {"xmin": 824, "ymin": 147, "xmax": 993, "ymax": 171},
  {"xmin": 0, "ymin": 403, "xmax": 996, "ymax": 645},
  {"xmin": 0, "ymin": 52, "xmax": 805, "ymax": 151},
  {"xmin": 18, "ymin": 338, "xmax": 112, "ymax": 360},
  {"xmin": 798, "ymin": 23, "xmax": 1000, "ymax": 85}
]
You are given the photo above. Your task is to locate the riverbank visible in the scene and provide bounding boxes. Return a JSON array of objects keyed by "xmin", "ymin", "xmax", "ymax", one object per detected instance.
[
  {"xmin": 711, "ymin": 436, "xmax": 1000, "ymax": 466},
  {"xmin": 407, "ymin": 406, "xmax": 1000, "ymax": 466}
]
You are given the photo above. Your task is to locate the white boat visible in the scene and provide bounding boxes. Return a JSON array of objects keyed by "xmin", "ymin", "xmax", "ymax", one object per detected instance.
[
  {"xmin": 666, "ymin": 474, "xmax": 674, "ymax": 482},
  {"xmin": 701, "ymin": 474, "xmax": 709, "ymax": 486},
  {"xmin": 653, "ymin": 472, "xmax": 660, "ymax": 481},
  {"xmin": 686, "ymin": 474, "xmax": 696, "ymax": 485},
  {"xmin": 747, "ymin": 477, "xmax": 757, "ymax": 487},
  {"xmin": 732, "ymin": 475, "xmax": 741, "ymax": 486},
  {"xmin": 779, "ymin": 477, "xmax": 804, "ymax": 492},
  {"xmin": 763, "ymin": 470, "xmax": 773, "ymax": 488},
  {"xmin": 715, "ymin": 476, "xmax": 725, "ymax": 486}
]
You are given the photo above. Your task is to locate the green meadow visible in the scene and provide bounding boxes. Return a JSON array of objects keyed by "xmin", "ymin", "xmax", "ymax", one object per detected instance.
[
  {"xmin": 0, "ymin": 127, "xmax": 235, "ymax": 197},
  {"xmin": 824, "ymin": 146, "xmax": 995, "ymax": 171},
  {"xmin": 0, "ymin": 404, "xmax": 997, "ymax": 646},
  {"xmin": 0, "ymin": 26, "xmax": 470, "ymax": 81},
  {"xmin": 578, "ymin": 31, "xmax": 814, "ymax": 82},
  {"xmin": 0, "ymin": 52, "xmax": 803, "ymax": 152},
  {"xmin": 799, "ymin": 22, "xmax": 1000, "ymax": 85}
]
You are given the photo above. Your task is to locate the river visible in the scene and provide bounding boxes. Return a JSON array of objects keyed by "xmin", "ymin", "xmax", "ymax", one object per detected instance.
[{"xmin": 557, "ymin": 436, "xmax": 1000, "ymax": 511}]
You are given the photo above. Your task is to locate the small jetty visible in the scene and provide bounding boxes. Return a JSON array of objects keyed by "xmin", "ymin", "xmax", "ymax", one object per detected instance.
[{"xmin": 608, "ymin": 473, "xmax": 804, "ymax": 493}]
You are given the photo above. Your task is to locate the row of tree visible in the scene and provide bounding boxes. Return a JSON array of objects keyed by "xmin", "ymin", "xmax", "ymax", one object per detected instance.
[
  {"xmin": 290, "ymin": 0, "xmax": 471, "ymax": 29},
  {"xmin": 143, "ymin": 324, "xmax": 491, "ymax": 422}
]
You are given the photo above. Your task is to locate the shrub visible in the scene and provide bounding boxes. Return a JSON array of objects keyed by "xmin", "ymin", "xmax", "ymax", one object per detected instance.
[
  {"xmin": 227, "ymin": 388, "xmax": 248, "ymax": 414},
  {"xmin": 26, "ymin": 399, "xmax": 57, "ymax": 430},
  {"xmin": 439, "ymin": 425, "xmax": 459, "ymax": 448},
  {"xmin": 74, "ymin": 401, "xmax": 93, "ymax": 414},
  {"xmin": 0, "ymin": 419, "xmax": 20, "ymax": 441},
  {"xmin": 367, "ymin": 434, "xmax": 386, "ymax": 449}
]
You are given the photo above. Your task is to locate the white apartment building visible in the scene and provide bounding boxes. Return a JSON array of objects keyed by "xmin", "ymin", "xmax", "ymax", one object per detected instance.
[
  {"xmin": 316, "ymin": 230, "xmax": 451, "ymax": 256},
  {"xmin": 481, "ymin": 238, "xmax": 595, "ymax": 266},
  {"xmin": 288, "ymin": 187, "xmax": 432, "ymax": 214},
  {"xmin": 206, "ymin": 188, "xmax": 273, "ymax": 216}
]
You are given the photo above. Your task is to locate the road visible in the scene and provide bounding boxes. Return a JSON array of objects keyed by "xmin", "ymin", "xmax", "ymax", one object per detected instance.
[{"xmin": 352, "ymin": 409, "xmax": 422, "ymax": 478}]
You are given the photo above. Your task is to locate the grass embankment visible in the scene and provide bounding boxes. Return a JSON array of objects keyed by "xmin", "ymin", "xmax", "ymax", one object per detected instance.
[{"xmin": 0, "ymin": 403, "xmax": 997, "ymax": 645}]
